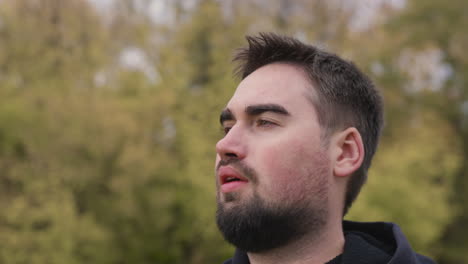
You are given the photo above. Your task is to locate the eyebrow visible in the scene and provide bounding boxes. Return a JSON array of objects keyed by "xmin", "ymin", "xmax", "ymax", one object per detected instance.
[
  {"xmin": 220, "ymin": 109, "xmax": 235, "ymax": 124},
  {"xmin": 219, "ymin": 104, "xmax": 290, "ymax": 124},
  {"xmin": 245, "ymin": 104, "xmax": 290, "ymax": 116}
]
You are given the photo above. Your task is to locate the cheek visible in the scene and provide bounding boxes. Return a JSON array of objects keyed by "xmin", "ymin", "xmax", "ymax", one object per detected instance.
[
  {"xmin": 258, "ymin": 137, "xmax": 328, "ymax": 201},
  {"xmin": 214, "ymin": 155, "xmax": 220, "ymax": 185},
  {"xmin": 215, "ymin": 154, "xmax": 221, "ymax": 169}
]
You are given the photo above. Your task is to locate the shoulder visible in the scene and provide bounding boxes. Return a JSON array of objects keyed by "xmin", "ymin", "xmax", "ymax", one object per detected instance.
[
  {"xmin": 221, "ymin": 249, "xmax": 249, "ymax": 264},
  {"xmin": 343, "ymin": 220, "xmax": 437, "ymax": 264},
  {"xmin": 416, "ymin": 253, "xmax": 438, "ymax": 264}
]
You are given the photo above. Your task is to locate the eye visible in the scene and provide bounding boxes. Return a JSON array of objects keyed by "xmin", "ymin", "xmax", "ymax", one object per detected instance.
[
  {"xmin": 220, "ymin": 120, "xmax": 235, "ymax": 135},
  {"xmin": 256, "ymin": 119, "xmax": 276, "ymax": 127},
  {"xmin": 223, "ymin": 126, "xmax": 232, "ymax": 134},
  {"xmin": 220, "ymin": 124, "xmax": 233, "ymax": 135}
]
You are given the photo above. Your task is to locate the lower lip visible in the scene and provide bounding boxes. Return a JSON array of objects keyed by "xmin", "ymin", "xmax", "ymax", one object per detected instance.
[{"xmin": 221, "ymin": 181, "xmax": 248, "ymax": 193}]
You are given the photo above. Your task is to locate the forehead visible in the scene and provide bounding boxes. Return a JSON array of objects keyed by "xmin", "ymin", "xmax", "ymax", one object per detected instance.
[{"xmin": 227, "ymin": 63, "xmax": 317, "ymax": 116}]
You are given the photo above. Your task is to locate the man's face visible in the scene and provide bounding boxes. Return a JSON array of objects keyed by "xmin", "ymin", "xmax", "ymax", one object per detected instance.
[{"xmin": 215, "ymin": 63, "xmax": 333, "ymax": 252}]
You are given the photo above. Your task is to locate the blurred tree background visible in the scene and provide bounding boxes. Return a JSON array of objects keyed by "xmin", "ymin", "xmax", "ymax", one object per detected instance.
[{"xmin": 0, "ymin": 0, "xmax": 466, "ymax": 263}]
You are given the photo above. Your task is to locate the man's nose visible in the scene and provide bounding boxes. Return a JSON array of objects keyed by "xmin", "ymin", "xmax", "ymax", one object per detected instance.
[{"xmin": 215, "ymin": 125, "xmax": 247, "ymax": 160}]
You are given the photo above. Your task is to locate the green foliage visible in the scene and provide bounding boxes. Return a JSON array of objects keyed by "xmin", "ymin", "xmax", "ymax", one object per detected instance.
[
  {"xmin": 376, "ymin": 0, "xmax": 468, "ymax": 262},
  {"xmin": 348, "ymin": 112, "xmax": 460, "ymax": 256},
  {"xmin": 0, "ymin": 0, "xmax": 466, "ymax": 263}
]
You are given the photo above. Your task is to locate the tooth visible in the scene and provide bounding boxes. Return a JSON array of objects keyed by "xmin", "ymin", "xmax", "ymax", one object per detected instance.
[{"xmin": 226, "ymin": 176, "xmax": 236, "ymax": 182}]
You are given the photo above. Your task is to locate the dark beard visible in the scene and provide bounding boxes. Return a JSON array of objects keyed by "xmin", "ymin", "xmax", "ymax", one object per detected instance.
[{"xmin": 216, "ymin": 193, "xmax": 327, "ymax": 253}]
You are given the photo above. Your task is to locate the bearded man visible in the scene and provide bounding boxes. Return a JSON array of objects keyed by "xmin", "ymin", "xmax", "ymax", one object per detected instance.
[{"xmin": 214, "ymin": 33, "xmax": 435, "ymax": 264}]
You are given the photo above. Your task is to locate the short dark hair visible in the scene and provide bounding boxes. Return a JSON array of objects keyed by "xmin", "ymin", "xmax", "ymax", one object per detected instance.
[{"xmin": 233, "ymin": 32, "xmax": 384, "ymax": 216}]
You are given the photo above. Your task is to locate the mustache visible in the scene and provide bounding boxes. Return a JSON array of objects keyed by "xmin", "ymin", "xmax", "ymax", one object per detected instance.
[{"xmin": 217, "ymin": 159, "xmax": 257, "ymax": 183}]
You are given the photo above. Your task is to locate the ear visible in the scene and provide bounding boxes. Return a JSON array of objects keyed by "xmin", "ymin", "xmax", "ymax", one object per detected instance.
[{"xmin": 331, "ymin": 127, "xmax": 365, "ymax": 177}]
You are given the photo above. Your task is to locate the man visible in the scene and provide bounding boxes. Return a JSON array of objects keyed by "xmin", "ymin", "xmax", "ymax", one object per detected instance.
[{"xmin": 214, "ymin": 33, "xmax": 435, "ymax": 264}]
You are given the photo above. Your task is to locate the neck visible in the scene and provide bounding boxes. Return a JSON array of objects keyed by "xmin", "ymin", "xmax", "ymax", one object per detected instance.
[{"xmin": 247, "ymin": 220, "xmax": 344, "ymax": 264}]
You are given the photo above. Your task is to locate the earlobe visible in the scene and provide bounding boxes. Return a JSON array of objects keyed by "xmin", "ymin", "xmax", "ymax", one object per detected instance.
[{"xmin": 333, "ymin": 127, "xmax": 365, "ymax": 177}]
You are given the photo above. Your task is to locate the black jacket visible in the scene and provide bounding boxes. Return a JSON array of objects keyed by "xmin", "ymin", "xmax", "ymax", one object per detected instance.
[{"xmin": 222, "ymin": 221, "xmax": 436, "ymax": 264}]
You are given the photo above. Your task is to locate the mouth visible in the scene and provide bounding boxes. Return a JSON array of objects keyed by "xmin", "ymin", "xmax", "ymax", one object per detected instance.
[{"xmin": 218, "ymin": 166, "xmax": 249, "ymax": 193}]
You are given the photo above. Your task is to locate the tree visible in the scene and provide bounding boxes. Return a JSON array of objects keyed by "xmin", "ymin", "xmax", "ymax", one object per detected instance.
[{"xmin": 375, "ymin": 0, "xmax": 468, "ymax": 262}]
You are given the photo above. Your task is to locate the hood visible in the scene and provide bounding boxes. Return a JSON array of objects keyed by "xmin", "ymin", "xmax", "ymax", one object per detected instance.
[
  {"xmin": 342, "ymin": 221, "xmax": 436, "ymax": 264},
  {"xmin": 223, "ymin": 221, "xmax": 436, "ymax": 264}
]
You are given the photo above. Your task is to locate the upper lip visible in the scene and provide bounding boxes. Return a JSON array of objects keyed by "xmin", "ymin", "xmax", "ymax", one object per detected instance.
[{"xmin": 218, "ymin": 166, "xmax": 249, "ymax": 184}]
